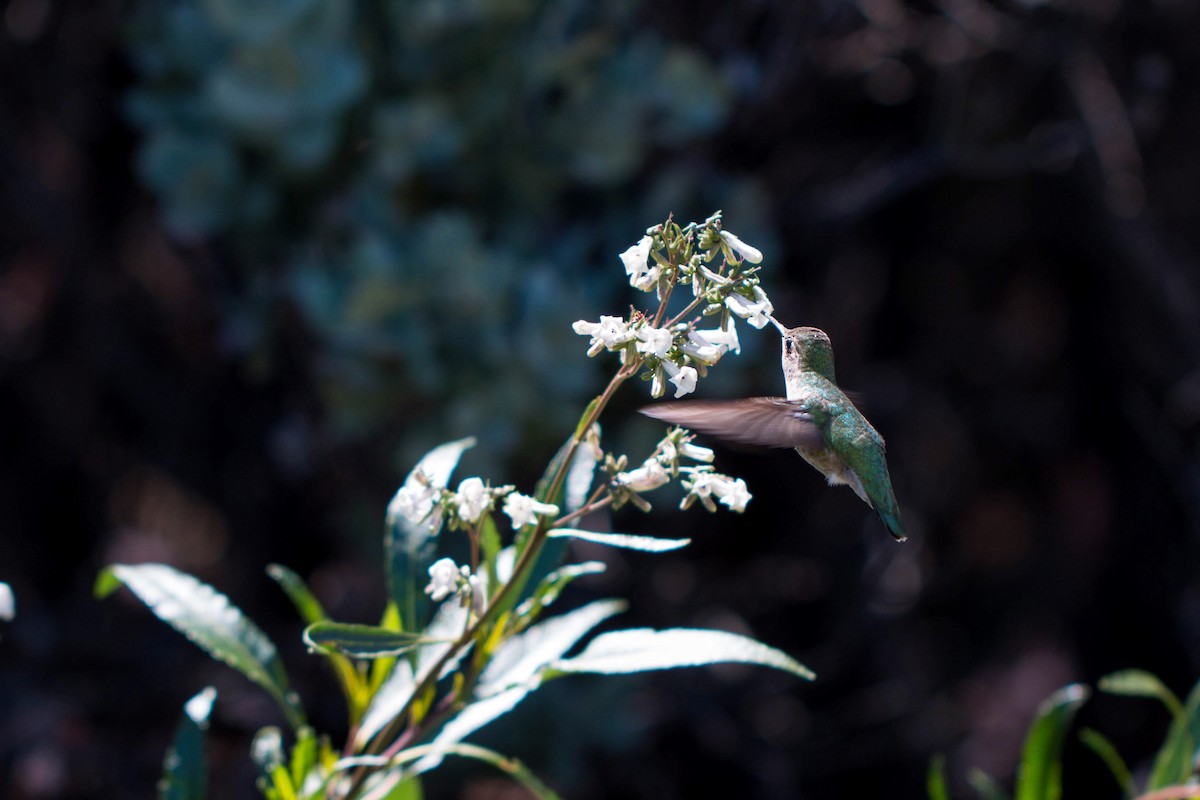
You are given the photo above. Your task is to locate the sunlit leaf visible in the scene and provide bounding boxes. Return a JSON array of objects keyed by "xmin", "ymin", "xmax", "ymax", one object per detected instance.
[
  {"xmin": 159, "ymin": 687, "xmax": 215, "ymax": 800},
  {"xmin": 415, "ymin": 600, "xmax": 625, "ymax": 771},
  {"xmin": 96, "ymin": 563, "xmax": 305, "ymax": 730},
  {"xmin": 550, "ymin": 627, "xmax": 815, "ymax": 680},
  {"xmin": 1014, "ymin": 683, "xmax": 1089, "ymax": 800},
  {"xmin": 515, "ymin": 561, "xmax": 606, "ymax": 621},
  {"xmin": 548, "ymin": 528, "xmax": 690, "ymax": 552}
]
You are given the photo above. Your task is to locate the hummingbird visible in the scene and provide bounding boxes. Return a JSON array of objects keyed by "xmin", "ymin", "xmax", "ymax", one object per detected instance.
[{"xmin": 641, "ymin": 322, "xmax": 906, "ymax": 541}]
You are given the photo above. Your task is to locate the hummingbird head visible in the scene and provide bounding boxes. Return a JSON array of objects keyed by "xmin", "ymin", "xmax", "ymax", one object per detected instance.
[{"xmin": 779, "ymin": 325, "xmax": 837, "ymax": 384}]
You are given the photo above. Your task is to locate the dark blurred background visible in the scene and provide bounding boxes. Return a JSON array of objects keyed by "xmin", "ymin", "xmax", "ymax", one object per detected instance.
[{"xmin": 2, "ymin": 0, "xmax": 1199, "ymax": 798}]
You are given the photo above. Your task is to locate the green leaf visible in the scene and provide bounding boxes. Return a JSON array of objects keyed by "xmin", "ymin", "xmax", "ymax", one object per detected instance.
[
  {"xmin": 415, "ymin": 600, "xmax": 626, "ymax": 770},
  {"xmin": 1099, "ymin": 669, "xmax": 1184, "ymax": 720},
  {"xmin": 303, "ymin": 622, "xmax": 440, "ymax": 659},
  {"xmin": 1078, "ymin": 727, "xmax": 1134, "ymax": 799},
  {"xmin": 385, "ymin": 437, "xmax": 475, "ymax": 629},
  {"xmin": 550, "ymin": 627, "xmax": 816, "ymax": 680},
  {"xmin": 158, "ymin": 687, "xmax": 215, "ymax": 800},
  {"xmin": 515, "ymin": 561, "xmax": 606, "ymax": 622},
  {"xmin": 548, "ymin": 528, "xmax": 691, "ymax": 552},
  {"xmin": 1147, "ymin": 676, "xmax": 1200, "ymax": 790},
  {"xmin": 267, "ymin": 564, "xmax": 328, "ymax": 626},
  {"xmin": 354, "ymin": 601, "xmax": 468, "ymax": 749},
  {"xmin": 269, "ymin": 564, "xmax": 367, "ymax": 722},
  {"xmin": 250, "ymin": 726, "xmax": 296, "ymax": 800},
  {"xmin": 288, "ymin": 727, "xmax": 318, "ymax": 798},
  {"xmin": 97, "ymin": 563, "xmax": 305, "ymax": 730},
  {"xmin": 927, "ymin": 754, "xmax": 950, "ymax": 800},
  {"xmin": 1014, "ymin": 683, "xmax": 1089, "ymax": 800}
]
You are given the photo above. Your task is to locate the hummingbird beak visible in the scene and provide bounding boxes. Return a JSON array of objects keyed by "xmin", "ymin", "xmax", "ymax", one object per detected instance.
[{"xmin": 768, "ymin": 315, "xmax": 788, "ymax": 334}]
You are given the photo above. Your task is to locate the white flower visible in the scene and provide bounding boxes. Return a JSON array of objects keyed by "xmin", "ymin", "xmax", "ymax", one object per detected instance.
[
  {"xmin": 503, "ymin": 492, "xmax": 560, "ymax": 529},
  {"xmin": 453, "ymin": 477, "xmax": 491, "ymax": 524},
  {"xmin": 682, "ymin": 334, "xmax": 722, "ymax": 365},
  {"xmin": 573, "ymin": 315, "xmax": 634, "ymax": 356},
  {"xmin": 663, "ymin": 360, "xmax": 698, "ymax": 398},
  {"xmin": 725, "ymin": 293, "xmax": 773, "ymax": 330},
  {"xmin": 714, "ymin": 477, "xmax": 752, "ymax": 512},
  {"xmin": 720, "ymin": 230, "xmax": 763, "ymax": 264},
  {"xmin": 693, "ymin": 319, "xmax": 741, "ymax": 356},
  {"xmin": 620, "ymin": 236, "xmax": 659, "ymax": 291},
  {"xmin": 617, "ymin": 459, "xmax": 670, "ymax": 492},
  {"xmin": 650, "ymin": 367, "xmax": 666, "ymax": 398},
  {"xmin": 425, "ymin": 558, "xmax": 464, "ymax": 602},
  {"xmin": 679, "ymin": 442, "xmax": 715, "ymax": 463},
  {"xmin": 0, "ymin": 582, "xmax": 13, "ymax": 622},
  {"xmin": 686, "ymin": 470, "xmax": 717, "ymax": 498},
  {"xmin": 635, "ymin": 326, "xmax": 674, "ymax": 358},
  {"xmin": 387, "ymin": 474, "xmax": 442, "ymax": 531}
]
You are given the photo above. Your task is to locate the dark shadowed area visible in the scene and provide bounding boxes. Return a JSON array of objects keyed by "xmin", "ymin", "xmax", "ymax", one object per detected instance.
[{"xmin": 1, "ymin": 1, "xmax": 1198, "ymax": 798}]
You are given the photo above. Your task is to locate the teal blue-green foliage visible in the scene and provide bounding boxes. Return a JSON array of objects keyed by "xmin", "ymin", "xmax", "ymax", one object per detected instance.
[
  {"xmin": 123, "ymin": 0, "xmax": 769, "ymax": 463},
  {"xmin": 931, "ymin": 670, "xmax": 1200, "ymax": 799}
]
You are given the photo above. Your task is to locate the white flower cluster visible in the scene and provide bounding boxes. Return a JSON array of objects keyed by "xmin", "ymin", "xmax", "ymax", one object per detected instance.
[
  {"xmin": 572, "ymin": 219, "xmax": 770, "ymax": 399},
  {"xmin": 389, "ymin": 475, "xmax": 559, "ymax": 535},
  {"xmin": 607, "ymin": 429, "xmax": 748, "ymax": 514},
  {"xmin": 680, "ymin": 468, "xmax": 752, "ymax": 513}
]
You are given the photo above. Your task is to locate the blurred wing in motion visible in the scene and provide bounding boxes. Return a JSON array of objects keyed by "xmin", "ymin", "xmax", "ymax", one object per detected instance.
[{"xmin": 640, "ymin": 398, "xmax": 824, "ymax": 450}]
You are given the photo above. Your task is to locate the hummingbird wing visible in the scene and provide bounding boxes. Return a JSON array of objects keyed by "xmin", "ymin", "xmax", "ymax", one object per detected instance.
[{"xmin": 639, "ymin": 397, "xmax": 825, "ymax": 450}]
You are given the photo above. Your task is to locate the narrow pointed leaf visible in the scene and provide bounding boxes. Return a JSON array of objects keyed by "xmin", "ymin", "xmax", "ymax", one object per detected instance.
[
  {"xmin": 1078, "ymin": 727, "xmax": 1135, "ymax": 799},
  {"xmin": 416, "ymin": 600, "xmax": 626, "ymax": 771},
  {"xmin": 1014, "ymin": 683, "xmax": 1089, "ymax": 800},
  {"xmin": 1147, "ymin": 677, "xmax": 1200, "ymax": 789},
  {"xmin": 927, "ymin": 754, "xmax": 950, "ymax": 800},
  {"xmin": 385, "ymin": 437, "xmax": 475, "ymax": 628},
  {"xmin": 267, "ymin": 564, "xmax": 327, "ymax": 626},
  {"xmin": 549, "ymin": 528, "xmax": 690, "ymax": 552},
  {"xmin": 159, "ymin": 687, "xmax": 215, "ymax": 800},
  {"xmin": 1099, "ymin": 669, "xmax": 1184, "ymax": 720},
  {"xmin": 303, "ymin": 622, "xmax": 438, "ymax": 659},
  {"xmin": 354, "ymin": 601, "xmax": 469, "ymax": 748},
  {"xmin": 550, "ymin": 627, "xmax": 815, "ymax": 680},
  {"xmin": 516, "ymin": 561, "xmax": 606, "ymax": 621},
  {"xmin": 97, "ymin": 563, "xmax": 305, "ymax": 729}
]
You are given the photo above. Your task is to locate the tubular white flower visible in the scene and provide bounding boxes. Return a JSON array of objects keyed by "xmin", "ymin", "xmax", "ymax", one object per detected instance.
[
  {"xmin": 650, "ymin": 366, "xmax": 666, "ymax": 398},
  {"xmin": 425, "ymin": 558, "xmax": 463, "ymax": 602},
  {"xmin": 725, "ymin": 293, "xmax": 773, "ymax": 330},
  {"xmin": 0, "ymin": 582, "xmax": 12, "ymax": 622},
  {"xmin": 679, "ymin": 442, "xmax": 715, "ymax": 463},
  {"xmin": 387, "ymin": 476, "xmax": 442, "ymax": 531},
  {"xmin": 635, "ymin": 326, "xmax": 674, "ymax": 358},
  {"xmin": 573, "ymin": 315, "xmax": 634, "ymax": 355},
  {"xmin": 503, "ymin": 492, "xmax": 560, "ymax": 529},
  {"xmin": 686, "ymin": 470, "xmax": 717, "ymax": 498},
  {"xmin": 618, "ymin": 459, "xmax": 670, "ymax": 492},
  {"xmin": 682, "ymin": 334, "xmax": 722, "ymax": 365},
  {"xmin": 453, "ymin": 477, "xmax": 491, "ymax": 524},
  {"xmin": 714, "ymin": 477, "xmax": 752, "ymax": 512},
  {"xmin": 620, "ymin": 235, "xmax": 653, "ymax": 278},
  {"xmin": 720, "ymin": 230, "xmax": 763, "ymax": 264},
  {"xmin": 662, "ymin": 360, "xmax": 698, "ymax": 398},
  {"xmin": 693, "ymin": 319, "xmax": 741, "ymax": 356}
]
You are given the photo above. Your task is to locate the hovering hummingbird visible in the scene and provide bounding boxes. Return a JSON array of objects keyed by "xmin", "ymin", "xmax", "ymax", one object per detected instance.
[{"xmin": 641, "ymin": 322, "xmax": 906, "ymax": 541}]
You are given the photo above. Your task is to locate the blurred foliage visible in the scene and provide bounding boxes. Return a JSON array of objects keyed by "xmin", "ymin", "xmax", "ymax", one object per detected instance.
[{"xmin": 122, "ymin": 0, "xmax": 770, "ymax": 470}]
